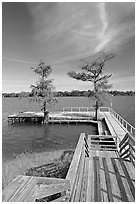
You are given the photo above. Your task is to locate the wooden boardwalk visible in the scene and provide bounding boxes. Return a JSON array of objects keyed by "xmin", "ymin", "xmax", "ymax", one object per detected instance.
[
  {"xmin": 8, "ymin": 111, "xmax": 95, "ymax": 124},
  {"xmin": 101, "ymin": 112, "xmax": 126, "ymax": 140},
  {"xmin": 66, "ymin": 133, "xmax": 135, "ymax": 202},
  {"xmin": 4, "ymin": 107, "xmax": 135, "ymax": 202},
  {"xmin": 2, "ymin": 133, "xmax": 135, "ymax": 202},
  {"xmin": 68, "ymin": 150, "xmax": 135, "ymax": 202}
]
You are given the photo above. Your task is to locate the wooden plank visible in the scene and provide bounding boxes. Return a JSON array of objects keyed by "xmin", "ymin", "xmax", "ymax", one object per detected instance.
[
  {"xmin": 90, "ymin": 145, "xmax": 101, "ymax": 151},
  {"xmin": 36, "ymin": 177, "xmax": 70, "ymax": 185},
  {"xmin": 129, "ymin": 149, "xmax": 135, "ymax": 160},
  {"xmin": 15, "ymin": 183, "xmax": 37, "ymax": 202},
  {"xmin": 103, "ymin": 114, "xmax": 117, "ymax": 136},
  {"xmin": 104, "ymin": 151, "xmax": 121, "ymax": 202},
  {"xmin": 99, "ymin": 151, "xmax": 109, "ymax": 202},
  {"xmin": 2, "ymin": 176, "xmax": 37, "ymax": 202},
  {"xmin": 102, "ymin": 157, "xmax": 114, "ymax": 201},
  {"xmin": 85, "ymin": 148, "xmax": 89, "ymax": 157},
  {"xmin": 128, "ymin": 134, "xmax": 135, "ymax": 145},
  {"xmin": 10, "ymin": 176, "xmax": 37, "ymax": 202},
  {"xmin": 66, "ymin": 133, "xmax": 85, "ymax": 195},
  {"xmin": 84, "ymin": 137, "xmax": 89, "ymax": 148},
  {"xmin": 99, "ymin": 144, "xmax": 116, "ymax": 148},
  {"xmin": 90, "ymin": 140, "xmax": 116, "ymax": 144},
  {"xmin": 2, "ymin": 175, "xmax": 23, "ymax": 201},
  {"xmin": 114, "ymin": 158, "xmax": 134, "ymax": 201},
  {"xmin": 79, "ymin": 158, "xmax": 89, "ymax": 202},
  {"xmin": 129, "ymin": 155, "xmax": 135, "ymax": 166},
  {"xmin": 36, "ymin": 182, "xmax": 70, "ymax": 199},
  {"xmin": 120, "ymin": 148, "xmax": 129, "ymax": 158},
  {"xmin": 98, "ymin": 121, "xmax": 104, "ymax": 135},
  {"xmin": 93, "ymin": 156, "xmax": 101, "ymax": 202},
  {"xmin": 119, "ymin": 133, "xmax": 129, "ymax": 147},
  {"xmin": 104, "ymin": 112, "xmax": 126, "ymax": 141},
  {"xmin": 119, "ymin": 141, "xmax": 129, "ymax": 152},
  {"xmin": 86, "ymin": 155, "xmax": 94, "ymax": 201},
  {"xmin": 123, "ymin": 160, "xmax": 135, "ymax": 186},
  {"xmin": 89, "ymin": 135, "xmax": 117, "ymax": 139},
  {"xmin": 90, "ymin": 147, "xmax": 117, "ymax": 151},
  {"xmin": 23, "ymin": 185, "xmax": 38, "ymax": 202},
  {"xmin": 122, "ymin": 153, "xmax": 130, "ymax": 160},
  {"xmin": 129, "ymin": 142, "xmax": 135, "ymax": 152},
  {"xmin": 72, "ymin": 147, "xmax": 85, "ymax": 202},
  {"xmin": 111, "ymin": 158, "xmax": 129, "ymax": 201}
]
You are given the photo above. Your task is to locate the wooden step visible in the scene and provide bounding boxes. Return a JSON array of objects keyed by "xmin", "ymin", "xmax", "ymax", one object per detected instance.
[{"xmin": 2, "ymin": 176, "xmax": 70, "ymax": 202}]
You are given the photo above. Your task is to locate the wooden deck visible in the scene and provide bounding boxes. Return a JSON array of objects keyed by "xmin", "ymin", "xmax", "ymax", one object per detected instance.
[
  {"xmin": 8, "ymin": 111, "xmax": 95, "ymax": 124},
  {"xmin": 101, "ymin": 112, "xmax": 126, "ymax": 140},
  {"xmin": 69, "ymin": 150, "xmax": 135, "ymax": 202},
  {"xmin": 2, "ymin": 133, "xmax": 135, "ymax": 202},
  {"xmin": 66, "ymin": 133, "xmax": 135, "ymax": 202},
  {"xmin": 2, "ymin": 176, "xmax": 70, "ymax": 202}
]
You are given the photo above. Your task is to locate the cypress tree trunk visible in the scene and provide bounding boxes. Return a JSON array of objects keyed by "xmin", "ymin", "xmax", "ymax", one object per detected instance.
[
  {"xmin": 43, "ymin": 103, "xmax": 49, "ymax": 123},
  {"xmin": 94, "ymin": 81, "xmax": 98, "ymax": 121},
  {"xmin": 95, "ymin": 100, "xmax": 98, "ymax": 121}
]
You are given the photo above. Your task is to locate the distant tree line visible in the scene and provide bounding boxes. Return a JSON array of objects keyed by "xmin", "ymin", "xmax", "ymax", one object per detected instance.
[{"xmin": 2, "ymin": 90, "xmax": 135, "ymax": 98}]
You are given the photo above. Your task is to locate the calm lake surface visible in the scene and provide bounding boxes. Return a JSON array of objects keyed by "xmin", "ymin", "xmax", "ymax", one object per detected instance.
[{"xmin": 2, "ymin": 96, "xmax": 135, "ymax": 160}]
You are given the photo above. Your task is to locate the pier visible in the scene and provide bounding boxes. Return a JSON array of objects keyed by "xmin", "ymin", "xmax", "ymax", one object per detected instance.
[{"xmin": 3, "ymin": 107, "xmax": 135, "ymax": 202}]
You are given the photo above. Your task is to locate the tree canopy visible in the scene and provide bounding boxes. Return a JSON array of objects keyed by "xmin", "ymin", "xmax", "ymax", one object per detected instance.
[
  {"xmin": 68, "ymin": 53, "xmax": 115, "ymax": 120},
  {"xmin": 30, "ymin": 60, "xmax": 57, "ymax": 117}
]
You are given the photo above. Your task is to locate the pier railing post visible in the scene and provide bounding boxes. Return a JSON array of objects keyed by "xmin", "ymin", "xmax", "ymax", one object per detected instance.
[
  {"xmin": 126, "ymin": 122, "xmax": 128, "ymax": 131},
  {"xmin": 84, "ymin": 134, "xmax": 89, "ymax": 157},
  {"xmin": 131, "ymin": 127, "xmax": 133, "ymax": 134}
]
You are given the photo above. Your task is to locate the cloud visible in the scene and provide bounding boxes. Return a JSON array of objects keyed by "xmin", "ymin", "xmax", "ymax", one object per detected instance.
[
  {"xmin": 110, "ymin": 76, "xmax": 135, "ymax": 91},
  {"xmin": 111, "ymin": 76, "xmax": 135, "ymax": 84},
  {"xmin": 26, "ymin": 2, "xmax": 135, "ymax": 63},
  {"xmin": 3, "ymin": 56, "xmax": 35, "ymax": 64},
  {"xmin": 95, "ymin": 2, "xmax": 110, "ymax": 52}
]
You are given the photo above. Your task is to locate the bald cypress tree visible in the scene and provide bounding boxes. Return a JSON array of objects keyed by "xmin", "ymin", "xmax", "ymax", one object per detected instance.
[
  {"xmin": 30, "ymin": 60, "xmax": 57, "ymax": 122},
  {"xmin": 68, "ymin": 53, "xmax": 115, "ymax": 120}
]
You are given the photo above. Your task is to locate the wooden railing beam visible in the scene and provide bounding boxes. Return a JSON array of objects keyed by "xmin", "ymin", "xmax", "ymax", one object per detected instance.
[
  {"xmin": 109, "ymin": 108, "xmax": 135, "ymax": 135},
  {"xmin": 119, "ymin": 132, "xmax": 135, "ymax": 164}
]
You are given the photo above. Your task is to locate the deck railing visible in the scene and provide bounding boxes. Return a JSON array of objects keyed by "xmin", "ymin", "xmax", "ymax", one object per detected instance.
[
  {"xmin": 62, "ymin": 106, "xmax": 135, "ymax": 136},
  {"xmin": 66, "ymin": 132, "xmax": 135, "ymax": 202},
  {"xmin": 63, "ymin": 107, "xmax": 95, "ymax": 112},
  {"xmin": 119, "ymin": 133, "xmax": 135, "ymax": 166},
  {"xmin": 109, "ymin": 108, "xmax": 135, "ymax": 135},
  {"xmin": 66, "ymin": 133, "xmax": 89, "ymax": 201},
  {"xmin": 99, "ymin": 107, "xmax": 110, "ymax": 112}
]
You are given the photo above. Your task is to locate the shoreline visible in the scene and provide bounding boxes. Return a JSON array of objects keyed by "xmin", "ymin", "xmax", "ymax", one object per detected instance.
[{"xmin": 2, "ymin": 149, "xmax": 74, "ymax": 189}]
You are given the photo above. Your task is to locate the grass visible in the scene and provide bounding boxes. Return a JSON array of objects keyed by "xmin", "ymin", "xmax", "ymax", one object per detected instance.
[{"xmin": 2, "ymin": 149, "xmax": 74, "ymax": 189}]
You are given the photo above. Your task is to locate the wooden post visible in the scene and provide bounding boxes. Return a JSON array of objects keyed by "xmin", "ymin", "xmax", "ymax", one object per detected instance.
[
  {"xmin": 126, "ymin": 122, "xmax": 128, "ymax": 131},
  {"xmin": 131, "ymin": 127, "xmax": 133, "ymax": 134},
  {"xmin": 122, "ymin": 118, "xmax": 124, "ymax": 127}
]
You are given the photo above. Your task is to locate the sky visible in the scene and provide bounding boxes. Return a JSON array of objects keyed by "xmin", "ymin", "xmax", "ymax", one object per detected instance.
[{"xmin": 2, "ymin": 2, "xmax": 135, "ymax": 93}]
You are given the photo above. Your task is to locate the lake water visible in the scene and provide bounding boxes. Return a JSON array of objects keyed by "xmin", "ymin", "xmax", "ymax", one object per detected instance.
[{"xmin": 2, "ymin": 96, "xmax": 135, "ymax": 160}]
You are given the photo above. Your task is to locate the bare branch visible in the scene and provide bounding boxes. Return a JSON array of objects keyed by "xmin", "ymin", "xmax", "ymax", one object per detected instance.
[{"xmin": 95, "ymin": 74, "xmax": 112, "ymax": 83}]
